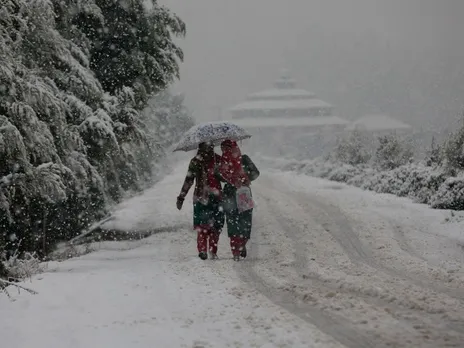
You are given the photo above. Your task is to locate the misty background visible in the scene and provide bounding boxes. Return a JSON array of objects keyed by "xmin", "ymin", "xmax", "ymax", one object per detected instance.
[{"xmin": 160, "ymin": 0, "xmax": 464, "ymax": 136}]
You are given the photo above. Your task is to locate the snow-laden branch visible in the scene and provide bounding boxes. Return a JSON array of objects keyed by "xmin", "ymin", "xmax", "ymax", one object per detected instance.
[{"xmin": 1, "ymin": 279, "xmax": 38, "ymax": 298}]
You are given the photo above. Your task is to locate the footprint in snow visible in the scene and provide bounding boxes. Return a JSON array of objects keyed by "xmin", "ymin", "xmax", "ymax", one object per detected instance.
[{"xmin": 192, "ymin": 340, "xmax": 208, "ymax": 348}]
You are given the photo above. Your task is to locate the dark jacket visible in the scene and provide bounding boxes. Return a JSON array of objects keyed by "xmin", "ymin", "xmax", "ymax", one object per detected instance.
[{"xmin": 179, "ymin": 153, "xmax": 222, "ymax": 204}]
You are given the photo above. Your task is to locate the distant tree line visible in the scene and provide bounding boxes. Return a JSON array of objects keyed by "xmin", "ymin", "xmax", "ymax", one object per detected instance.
[
  {"xmin": 324, "ymin": 115, "xmax": 464, "ymax": 210},
  {"xmin": 332, "ymin": 114, "xmax": 464, "ymax": 173}
]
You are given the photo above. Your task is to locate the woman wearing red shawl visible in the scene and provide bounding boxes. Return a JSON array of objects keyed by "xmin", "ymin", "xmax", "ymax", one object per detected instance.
[
  {"xmin": 176, "ymin": 142, "xmax": 224, "ymax": 260},
  {"xmin": 218, "ymin": 140, "xmax": 260, "ymax": 261}
]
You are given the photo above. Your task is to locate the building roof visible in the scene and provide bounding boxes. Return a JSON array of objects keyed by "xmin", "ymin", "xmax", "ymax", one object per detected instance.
[
  {"xmin": 228, "ymin": 116, "xmax": 348, "ymax": 129},
  {"xmin": 345, "ymin": 114, "xmax": 412, "ymax": 131},
  {"xmin": 247, "ymin": 88, "xmax": 316, "ymax": 101},
  {"xmin": 228, "ymin": 69, "xmax": 332, "ymax": 113},
  {"xmin": 229, "ymin": 98, "xmax": 333, "ymax": 112}
]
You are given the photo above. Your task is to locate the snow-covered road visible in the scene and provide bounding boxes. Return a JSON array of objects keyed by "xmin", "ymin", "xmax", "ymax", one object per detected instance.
[
  {"xmin": 246, "ymin": 173, "xmax": 464, "ymax": 347},
  {"xmin": 2, "ymin": 162, "xmax": 464, "ymax": 348}
]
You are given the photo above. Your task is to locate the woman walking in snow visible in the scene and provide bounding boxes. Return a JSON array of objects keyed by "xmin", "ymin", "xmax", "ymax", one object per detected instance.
[
  {"xmin": 218, "ymin": 140, "xmax": 260, "ymax": 261},
  {"xmin": 176, "ymin": 142, "xmax": 224, "ymax": 260}
]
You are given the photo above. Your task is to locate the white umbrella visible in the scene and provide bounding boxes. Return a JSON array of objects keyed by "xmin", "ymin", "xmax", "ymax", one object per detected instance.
[{"xmin": 173, "ymin": 121, "xmax": 251, "ymax": 152}]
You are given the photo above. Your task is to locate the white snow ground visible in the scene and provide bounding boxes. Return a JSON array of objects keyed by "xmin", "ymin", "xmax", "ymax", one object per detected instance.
[{"xmin": 2, "ymin": 162, "xmax": 464, "ymax": 348}]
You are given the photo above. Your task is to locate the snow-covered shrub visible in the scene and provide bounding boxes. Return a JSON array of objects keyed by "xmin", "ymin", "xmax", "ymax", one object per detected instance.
[
  {"xmin": 302, "ymin": 159, "xmax": 342, "ymax": 179},
  {"xmin": 323, "ymin": 162, "xmax": 443, "ymax": 204},
  {"xmin": 374, "ymin": 133, "xmax": 414, "ymax": 170},
  {"xmin": 263, "ymin": 152, "xmax": 451, "ymax": 210},
  {"xmin": 360, "ymin": 169, "xmax": 407, "ymax": 196},
  {"xmin": 332, "ymin": 128, "xmax": 373, "ymax": 165},
  {"xmin": 399, "ymin": 165, "xmax": 446, "ymax": 204},
  {"xmin": 326, "ymin": 163, "xmax": 368, "ymax": 183},
  {"xmin": 345, "ymin": 167, "xmax": 376, "ymax": 188},
  {"xmin": 3, "ymin": 252, "xmax": 43, "ymax": 280},
  {"xmin": 430, "ymin": 176, "xmax": 464, "ymax": 210}
]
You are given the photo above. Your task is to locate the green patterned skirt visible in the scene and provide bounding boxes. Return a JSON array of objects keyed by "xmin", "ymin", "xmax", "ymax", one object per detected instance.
[
  {"xmin": 225, "ymin": 208, "xmax": 253, "ymax": 238},
  {"xmin": 193, "ymin": 195, "xmax": 225, "ymax": 232}
]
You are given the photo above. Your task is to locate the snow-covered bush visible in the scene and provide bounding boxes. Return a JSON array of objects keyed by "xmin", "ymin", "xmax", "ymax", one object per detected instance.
[
  {"xmin": 332, "ymin": 128, "xmax": 373, "ymax": 165},
  {"xmin": 374, "ymin": 133, "xmax": 414, "ymax": 170},
  {"xmin": 262, "ymin": 125, "xmax": 464, "ymax": 211},
  {"xmin": 352, "ymin": 164, "xmax": 442, "ymax": 203},
  {"xmin": 399, "ymin": 165, "xmax": 447, "ymax": 203},
  {"xmin": 430, "ymin": 176, "xmax": 464, "ymax": 210},
  {"xmin": 345, "ymin": 167, "xmax": 376, "ymax": 187},
  {"xmin": 3, "ymin": 252, "xmax": 43, "ymax": 280},
  {"xmin": 261, "ymin": 153, "xmax": 450, "ymax": 210},
  {"xmin": 361, "ymin": 168, "xmax": 408, "ymax": 195},
  {"xmin": 327, "ymin": 163, "xmax": 368, "ymax": 183}
]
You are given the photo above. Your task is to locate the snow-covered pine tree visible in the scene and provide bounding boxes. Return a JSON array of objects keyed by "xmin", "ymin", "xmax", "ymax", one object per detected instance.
[
  {"xmin": 425, "ymin": 136, "xmax": 443, "ymax": 167},
  {"xmin": 54, "ymin": 0, "xmax": 188, "ymax": 194},
  {"xmin": 65, "ymin": 0, "xmax": 185, "ymax": 100},
  {"xmin": 442, "ymin": 114, "xmax": 464, "ymax": 172},
  {"xmin": 0, "ymin": 0, "xmax": 190, "ymax": 258},
  {"xmin": 1, "ymin": 0, "xmax": 105, "ymax": 255}
]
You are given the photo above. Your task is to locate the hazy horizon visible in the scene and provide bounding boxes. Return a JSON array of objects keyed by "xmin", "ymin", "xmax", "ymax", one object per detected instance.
[{"xmin": 160, "ymin": 0, "xmax": 464, "ymax": 133}]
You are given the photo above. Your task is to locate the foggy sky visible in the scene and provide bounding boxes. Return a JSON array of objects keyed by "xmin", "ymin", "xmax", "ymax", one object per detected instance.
[{"xmin": 160, "ymin": 0, "xmax": 464, "ymax": 132}]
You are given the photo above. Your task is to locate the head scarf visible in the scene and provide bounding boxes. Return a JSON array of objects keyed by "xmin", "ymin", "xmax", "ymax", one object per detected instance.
[
  {"xmin": 197, "ymin": 142, "xmax": 214, "ymax": 162},
  {"xmin": 219, "ymin": 140, "xmax": 250, "ymax": 187}
]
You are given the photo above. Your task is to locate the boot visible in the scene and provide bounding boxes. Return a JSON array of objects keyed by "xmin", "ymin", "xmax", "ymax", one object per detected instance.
[
  {"xmin": 209, "ymin": 252, "xmax": 218, "ymax": 260},
  {"xmin": 199, "ymin": 252, "xmax": 208, "ymax": 260},
  {"xmin": 240, "ymin": 246, "xmax": 247, "ymax": 258},
  {"xmin": 233, "ymin": 255, "xmax": 240, "ymax": 261}
]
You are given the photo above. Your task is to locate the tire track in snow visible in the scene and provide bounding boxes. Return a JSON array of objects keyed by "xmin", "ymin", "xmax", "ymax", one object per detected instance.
[
  {"xmin": 261, "ymin": 173, "xmax": 464, "ymax": 302},
  {"xmin": 234, "ymin": 221, "xmax": 378, "ymax": 348},
  {"xmin": 297, "ymin": 194, "xmax": 464, "ymax": 302},
  {"xmin": 380, "ymin": 218, "xmax": 429, "ymax": 264},
  {"xmin": 233, "ymin": 190, "xmax": 381, "ymax": 347},
  {"xmin": 369, "ymin": 210, "xmax": 464, "ymax": 283},
  {"xmin": 259, "ymin": 187, "xmax": 464, "ymax": 343},
  {"xmin": 259, "ymin": 175, "xmax": 464, "ymax": 334},
  {"xmin": 233, "ymin": 172, "xmax": 464, "ymax": 347}
]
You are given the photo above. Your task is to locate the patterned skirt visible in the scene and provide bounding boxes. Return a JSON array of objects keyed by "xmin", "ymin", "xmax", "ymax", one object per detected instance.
[
  {"xmin": 225, "ymin": 208, "xmax": 253, "ymax": 239},
  {"xmin": 193, "ymin": 195, "xmax": 225, "ymax": 232}
]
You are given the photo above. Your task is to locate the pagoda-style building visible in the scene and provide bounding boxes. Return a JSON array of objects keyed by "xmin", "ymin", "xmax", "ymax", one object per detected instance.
[{"xmin": 227, "ymin": 70, "xmax": 348, "ymax": 158}]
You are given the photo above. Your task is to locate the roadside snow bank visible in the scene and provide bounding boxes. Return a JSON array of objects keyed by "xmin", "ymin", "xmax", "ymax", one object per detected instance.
[
  {"xmin": 49, "ymin": 160, "xmax": 192, "ymax": 259},
  {"xmin": 100, "ymin": 161, "xmax": 192, "ymax": 233},
  {"xmin": 257, "ymin": 156, "xmax": 464, "ymax": 211}
]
